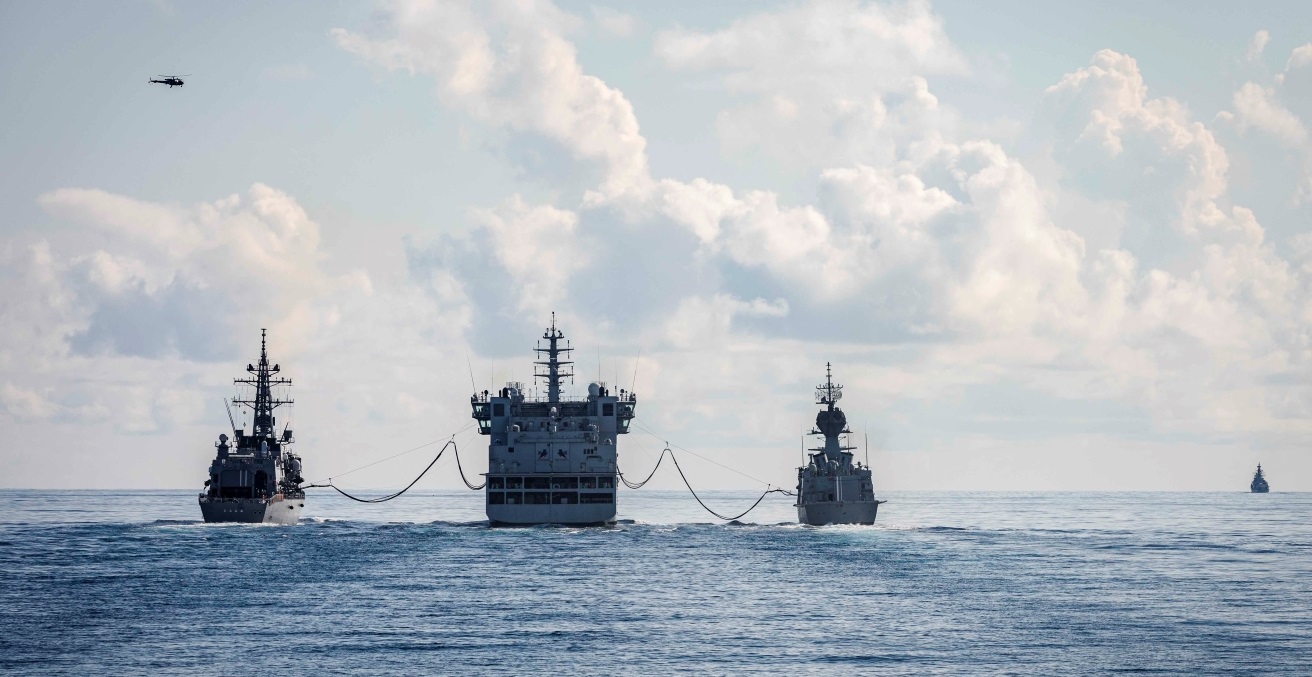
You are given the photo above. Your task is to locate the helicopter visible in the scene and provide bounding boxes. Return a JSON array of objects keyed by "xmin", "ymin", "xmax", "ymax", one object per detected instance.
[{"xmin": 149, "ymin": 74, "xmax": 188, "ymax": 88}]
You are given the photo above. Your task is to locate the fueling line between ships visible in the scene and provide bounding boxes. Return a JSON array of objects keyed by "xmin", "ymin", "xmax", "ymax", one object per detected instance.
[
  {"xmin": 451, "ymin": 438, "xmax": 487, "ymax": 490},
  {"xmin": 304, "ymin": 422, "xmax": 476, "ymax": 486},
  {"xmin": 299, "ymin": 423, "xmax": 479, "ymax": 502},
  {"xmin": 618, "ymin": 427, "xmax": 800, "ymax": 521},
  {"xmin": 630, "ymin": 419, "xmax": 785, "ymax": 489},
  {"xmin": 619, "ymin": 446, "xmax": 668, "ymax": 489},
  {"xmin": 309, "ymin": 439, "xmax": 456, "ymax": 503}
]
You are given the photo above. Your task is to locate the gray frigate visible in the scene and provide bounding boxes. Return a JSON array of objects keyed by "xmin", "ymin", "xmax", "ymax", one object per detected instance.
[
  {"xmin": 198, "ymin": 329, "xmax": 306, "ymax": 524},
  {"xmin": 471, "ymin": 315, "xmax": 635, "ymax": 525},
  {"xmin": 795, "ymin": 364, "xmax": 883, "ymax": 525},
  {"xmin": 1251, "ymin": 464, "xmax": 1270, "ymax": 493}
]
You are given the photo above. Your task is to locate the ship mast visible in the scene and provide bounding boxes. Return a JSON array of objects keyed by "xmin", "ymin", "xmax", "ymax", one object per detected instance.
[
  {"xmin": 811, "ymin": 362, "xmax": 853, "ymax": 460},
  {"xmin": 231, "ymin": 328, "xmax": 293, "ymax": 441},
  {"xmin": 534, "ymin": 312, "xmax": 574, "ymax": 403},
  {"xmin": 818, "ymin": 362, "xmax": 840, "ymax": 411}
]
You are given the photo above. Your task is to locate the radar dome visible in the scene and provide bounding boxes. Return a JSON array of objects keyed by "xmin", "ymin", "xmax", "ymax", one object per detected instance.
[
  {"xmin": 815, "ymin": 408, "xmax": 846, "ymax": 437},
  {"xmin": 588, "ymin": 382, "xmax": 601, "ymax": 398}
]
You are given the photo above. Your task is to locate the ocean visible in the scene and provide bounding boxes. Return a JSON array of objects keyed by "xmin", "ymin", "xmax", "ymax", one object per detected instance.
[{"xmin": 1, "ymin": 489, "xmax": 1309, "ymax": 674}]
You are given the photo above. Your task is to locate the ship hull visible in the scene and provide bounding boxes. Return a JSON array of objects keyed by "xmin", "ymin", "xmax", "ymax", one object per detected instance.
[
  {"xmin": 487, "ymin": 503, "xmax": 616, "ymax": 527},
  {"xmin": 797, "ymin": 500, "xmax": 880, "ymax": 526},
  {"xmin": 199, "ymin": 494, "xmax": 304, "ymax": 524}
]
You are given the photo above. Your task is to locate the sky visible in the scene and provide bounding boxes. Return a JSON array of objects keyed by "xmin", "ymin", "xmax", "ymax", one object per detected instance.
[{"xmin": 2, "ymin": 0, "xmax": 1311, "ymax": 491}]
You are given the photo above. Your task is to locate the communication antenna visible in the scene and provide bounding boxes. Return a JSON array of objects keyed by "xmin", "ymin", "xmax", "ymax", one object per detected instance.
[
  {"xmin": 465, "ymin": 348, "xmax": 477, "ymax": 392},
  {"xmin": 630, "ymin": 350, "xmax": 641, "ymax": 392},
  {"xmin": 865, "ymin": 430, "xmax": 870, "ymax": 467}
]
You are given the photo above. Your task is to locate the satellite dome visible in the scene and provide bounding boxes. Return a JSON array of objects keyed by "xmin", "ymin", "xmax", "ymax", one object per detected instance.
[{"xmin": 588, "ymin": 382, "xmax": 601, "ymax": 398}]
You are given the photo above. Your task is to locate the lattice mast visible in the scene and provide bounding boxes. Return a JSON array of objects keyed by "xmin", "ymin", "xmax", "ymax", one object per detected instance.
[
  {"xmin": 534, "ymin": 312, "xmax": 574, "ymax": 403},
  {"xmin": 231, "ymin": 328, "xmax": 293, "ymax": 440}
]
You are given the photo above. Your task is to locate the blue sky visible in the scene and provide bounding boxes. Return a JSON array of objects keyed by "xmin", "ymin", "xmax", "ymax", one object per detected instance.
[{"xmin": 2, "ymin": 1, "xmax": 1311, "ymax": 490}]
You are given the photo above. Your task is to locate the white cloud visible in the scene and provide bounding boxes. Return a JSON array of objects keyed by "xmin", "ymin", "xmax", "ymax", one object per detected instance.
[
  {"xmin": 1, "ymin": 383, "xmax": 57, "ymax": 421},
  {"xmin": 590, "ymin": 6, "xmax": 635, "ymax": 38},
  {"xmin": 1045, "ymin": 50, "xmax": 1231, "ymax": 236},
  {"xmin": 656, "ymin": 0, "xmax": 965, "ymax": 168},
  {"xmin": 1230, "ymin": 82, "xmax": 1308, "ymax": 144},
  {"xmin": 333, "ymin": 6, "xmax": 1312, "ymax": 451},
  {"xmin": 32, "ymin": 184, "xmax": 361, "ymax": 360},
  {"xmin": 655, "ymin": 0, "xmax": 966, "ymax": 94},
  {"xmin": 470, "ymin": 195, "xmax": 586, "ymax": 315},
  {"xmin": 664, "ymin": 294, "xmax": 788, "ymax": 349},
  {"xmin": 10, "ymin": 1, "xmax": 1312, "ymax": 489},
  {"xmin": 1040, "ymin": 50, "xmax": 1312, "ymax": 434},
  {"xmin": 1247, "ymin": 29, "xmax": 1270, "ymax": 61},
  {"xmin": 1286, "ymin": 43, "xmax": 1312, "ymax": 72},
  {"xmin": 332, "ymin": 1, "xmax": 653, "ymax": 204}
]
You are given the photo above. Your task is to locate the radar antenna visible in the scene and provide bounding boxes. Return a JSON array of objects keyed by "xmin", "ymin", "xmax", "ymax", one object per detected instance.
[{"xmin": 815, "ymin": 361, "xmax": 844, "ymax": 409}]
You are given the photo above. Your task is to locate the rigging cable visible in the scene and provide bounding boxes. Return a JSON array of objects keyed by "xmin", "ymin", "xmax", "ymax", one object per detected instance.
[
  {"xmin": 619, "ymin": 446, "xmax": 668, "ymax": 489},
  {"xmin": 450, "ymin": 436, "xmax": 486, "ymax": 490},
  {"xmin": 303, "ymin": 422, "xmax": 475, "ymax": 486},
  {"xmin": 309, "ymin": 438, "xmax": 455, "ymax": 503},
  {"xmin": 299, "ymin": 423, "xmax": 480, "ymax": 502},
  {"xmin": 631, "ymin": 419, "xmax": 784, "ymax": 489},
  {"xmin": 619, "ymin": 443, "xmax": 793, "ymax": 520}
]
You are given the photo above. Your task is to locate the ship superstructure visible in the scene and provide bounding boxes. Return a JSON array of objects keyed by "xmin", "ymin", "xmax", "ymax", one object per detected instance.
[
  {"xmin": 795, "ymin": 364, "xmax": 881, "ymax": 525},
  {"xmin": 1251, "ymin": 464, "xmax": 1270, "ymax": 493},
  {"xmin": 199, "ymin": 329, "xmax": 305, "ymax": 524},
  {"xmin": 472, "ymin": 315, "xmax": 635, "ymax": 525}
]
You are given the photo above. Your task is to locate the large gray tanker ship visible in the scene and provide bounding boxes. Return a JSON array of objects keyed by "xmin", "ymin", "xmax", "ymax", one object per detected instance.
[
  {"xmin": 198, "ymin": 329, "xmax": 305, "ymax": 524},
  {"xmin": 795, "ymin": 364, "xmax": 882, "ymax": 525},
  {"xmin": 471, "ymin": 315, "xmax": 636, "ymax": 525}
]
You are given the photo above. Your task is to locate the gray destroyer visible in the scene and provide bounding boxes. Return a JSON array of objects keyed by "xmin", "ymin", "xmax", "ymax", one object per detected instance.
[
  {"xmin": 199, "ymin": 329, "xmax": 305, "ymax": 524},
  {"xmin": 1251, "ymin": 464, "xmax": 1270, "ymax": 493},
  {"xmin": 795, "ymin": 364, "xmax": 882, "ymax": 525},
  {"xmin": 472, "ymin": 316, "xmax": 635, "ymax": 525}
]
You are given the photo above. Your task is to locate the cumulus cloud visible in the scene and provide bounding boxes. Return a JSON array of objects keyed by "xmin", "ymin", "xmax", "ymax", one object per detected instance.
[
  {"xmin": 332, "ymin": 1, "xmax": 653, "ymax": 204},
  {"xmin": 0, "ymin": 184, "xmax": 377, "ymax": 443},
  {"xmin": 655, "ymin": 0, "xmax": 966, "ymax": 168},
  {"xmin": 1041, "ymin": 50, "xmax": 1311, "ymax": 433},
  {"xmin": 333, "ymin": 4, "xmax": 1312, "ymax": 449},
  {"xmin": 1286, "ymin": 43, "xmax": 1312, "ymax": 72},
  {"xmin": 1222, "ymin": 43, "xmax": 1312, "ymax": 201},
  {"xmin": 9, "ymin": 1, "xmax": 1311, "ymax": 489},
  {"xmin": 1045, "ymin": 50, "xmax": 1233, "ymax": 238},
  {"xmin": 32, "ymin": 184, "xmax": 360, "ymax": 360},
  {"xmin": 664, "ymin": 294, "xmax": 789, "ymax": 348},
  {"xmin": 470, "ymin": 196, "xmax": 586, "ymax": 315},
  {"xmin": 1229, "ymin": 82, "xmax": 1308, "ymax": 144},
  {"xmin": 1247, "ymin": 29, "xmax": 1270, "ymax": 61}
]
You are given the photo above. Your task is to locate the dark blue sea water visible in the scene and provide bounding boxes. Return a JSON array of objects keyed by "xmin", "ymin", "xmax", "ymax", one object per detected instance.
[{"xmin": 1, "ymin": 490, "xmax": 1309, "ymax": 675}]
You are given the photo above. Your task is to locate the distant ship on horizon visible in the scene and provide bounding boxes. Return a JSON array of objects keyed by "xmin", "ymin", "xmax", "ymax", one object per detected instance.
[{"xmin": 1250, "ymin": 464, "xmax": 1270, "ymax": 493}]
